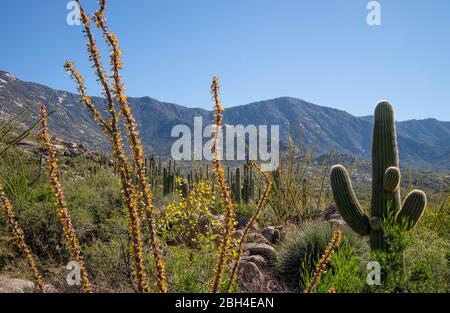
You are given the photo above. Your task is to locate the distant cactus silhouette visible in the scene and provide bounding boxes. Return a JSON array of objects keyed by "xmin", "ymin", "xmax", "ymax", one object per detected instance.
[{"xmin": 330, "ymin": 101, "xmax": 427, "ymax": 251}]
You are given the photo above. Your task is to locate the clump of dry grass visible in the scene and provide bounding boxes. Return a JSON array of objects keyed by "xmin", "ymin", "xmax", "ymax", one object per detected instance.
[{"xmin": 304, "ymin": 228, "xmax": 342, "ymax": 293}]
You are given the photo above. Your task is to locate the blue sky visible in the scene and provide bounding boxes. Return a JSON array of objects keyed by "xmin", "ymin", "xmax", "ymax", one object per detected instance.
[{"xmin": 0, "ymin": 0, "xmax": 449, "ymax": 121}]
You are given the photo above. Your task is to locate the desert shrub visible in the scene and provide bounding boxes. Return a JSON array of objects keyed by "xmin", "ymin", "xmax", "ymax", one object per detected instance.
[
  {"xmin": 83, "ymin": 215, "xmax": 134, "ymax": 292},
  {"xmin": 0, "ymin": 148, "xmax": 125, "ymax": 263},
  {"xmin": 404, "ymin": 228, "xmax": 449, "ymax": 292},
  {"xmin": 234, "ymin": 203, "xmax": 256, "ymax": 219},
  {"xmin": 0, "ymin": 233, "xmax": 15, "ymax": 270},
  {"xmin": 420, "ymin": 194, "xmax": 449, "ymax": 240},
  {"xmin": 0, "ymin": 149, "xmax": 61, "ymax": 260},
  {"xmin": 314, "ymin": 240, "xmax": 366, "ymax": 293},
  {"xmin": 366, "ymin": 213, "xmax": 410, "ymax": 292},
  {"xmin": 276, "ymin": 221, "xmax": 366, "ymax": 290},
  {"xmin": 267, "ymin": 138, "xmax": 335, "ymax": 224},
  {"xmin": 162, "ymin": 245, "xmax": 234, "ymax": 293},
  {"xmin": 365, "ymin": 209, "xmax": 449, "ymax": 293},
  {"xmin": 158, "ymin": 179, "xmax": 221, "ymax": 248},
  {"xmin": 64, "ymin": 169, "xmax": 122, "ymax": 239}
]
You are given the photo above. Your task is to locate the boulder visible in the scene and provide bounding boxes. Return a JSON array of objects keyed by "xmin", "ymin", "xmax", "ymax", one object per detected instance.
[
  {"xmin": 262, "ymin": 227, "xmax": 281, "ymax": 244},
  {"xmin": 239, "ymin": 262, "xmax": 263, "ymax": 287},
  {"xmin": 327, "ymin": 219, "xmax": 346, "ymax": 227},
  {"xmin": 243, "ymin": 242, "xmax": 277, "ymax": 264},
  {"xmin": 0, "ymin": 276, "xmax": 56, "ymax": 293},
  {"xmin": 244, "ymin": 232, "xmax": 271, "ymax": 245},
  {"xmin": 0, "ymin": 277, "xmax": 35, "ymax": 293},
  {"xmin": 240, "ymin": 255, "xmax": 268, "ymax": 269},
  {"xmin": 236, "ymin": 216, "xmax": 259, "ymax": 232},
  {"xmin": 324, "ymin": 204, "xmax": 341, "ymax": 221},
  {"xmin": 233, "ymin": 229, "xmax": 244, "ymax": 240}
]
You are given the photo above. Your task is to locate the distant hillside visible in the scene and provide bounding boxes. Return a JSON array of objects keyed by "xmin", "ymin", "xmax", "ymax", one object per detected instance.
[{"xmin": 1, "ymin": 70, "xmax": 449, "ymax": 170}]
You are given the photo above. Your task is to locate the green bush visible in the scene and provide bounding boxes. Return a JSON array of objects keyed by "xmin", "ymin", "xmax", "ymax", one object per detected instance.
[
  {"xmin": 83, "ymin": 214, "xmax": 134, "ymax": 292},
  {"xmin": 163, "ymin": 245, "xmax": 216, "ymax": 293},
  {"xmin": 405, "ymin": 229, "xmax": 449, "ymax": 293},
  {"xmin": 315, "ymin": 240, "xmax": 366, "ymax": 293},
  {"xmin": 64, "ymin": 169, "xmax": 122, "ymax": 240}
]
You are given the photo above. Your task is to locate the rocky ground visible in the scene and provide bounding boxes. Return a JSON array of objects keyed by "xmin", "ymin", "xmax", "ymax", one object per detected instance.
[
  {"xmin": 235, "ymin": 205, "xmax": 345, "ymax": 293},
  {"xmin": 0, "ymin": 205, "xmax": 345, "ymax": 293}
]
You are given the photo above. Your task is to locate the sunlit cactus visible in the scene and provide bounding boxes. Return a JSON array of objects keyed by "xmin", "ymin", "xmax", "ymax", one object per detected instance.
[{"xmin": 330, "ymin": 101, "xmax": 427, "ymax": 251}]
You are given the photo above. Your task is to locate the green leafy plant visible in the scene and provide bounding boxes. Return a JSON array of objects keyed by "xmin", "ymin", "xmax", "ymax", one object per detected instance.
[
  {"xmin": 277, "ymin": 221, "xmax": 365, "ymax": 291},
  {"xmin": 314, "ymin": 238, "xmax": 366, "ymax": 293}
]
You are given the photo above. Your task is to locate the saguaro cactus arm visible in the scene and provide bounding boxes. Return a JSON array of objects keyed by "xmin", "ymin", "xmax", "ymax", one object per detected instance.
[
  {"xmin": 383, "ymin": 166, "xmax": 401, "ymax": 192},
  {"xmin": 396, "ymin": 190, "xmax": 427, "ymax": 230},
  {"xmin": 330, "ymin": 165, "xmax": 370, "ymax": 236}
]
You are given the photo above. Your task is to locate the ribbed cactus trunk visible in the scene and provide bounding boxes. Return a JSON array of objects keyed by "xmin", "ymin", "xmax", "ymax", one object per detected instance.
[
  {"xmin": 370, "ymin": 102, "xmax": 401, "ymax": 250},
  {"xmin": 331, "ymin": 101, "xmax": 427, "ymax": 252},
  {"xmin": 235, "ymin": 167, "xmax": 241, "ymax": 204}
]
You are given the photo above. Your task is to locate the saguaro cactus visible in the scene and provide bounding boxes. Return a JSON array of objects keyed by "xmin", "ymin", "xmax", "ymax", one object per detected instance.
[{"xmin": 330, "ymin": 101, "xmax": 427, "ymax": 251}]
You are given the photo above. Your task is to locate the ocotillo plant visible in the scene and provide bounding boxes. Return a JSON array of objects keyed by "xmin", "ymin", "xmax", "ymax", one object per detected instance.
[
  {"xmin": 39, "ymin": 105, "xmax": 93, "ymax": 293},
  {"xmin": 330, "ymin": 101, "xmax": 427, "ymax": 251},
  {"xmin": 64, "ymin": 0, "xmax": 165, "ymax": 292},
  {"xmin": 93, "ymin": 1, "xmax": 168, "ymax": 292},
  {"xmin": 210, "ymin": 76, "xmax": 236, "ymax": 293},
  {"xmin": 0, "ymin": 181, "xmax": 45, "ymax": 292}
]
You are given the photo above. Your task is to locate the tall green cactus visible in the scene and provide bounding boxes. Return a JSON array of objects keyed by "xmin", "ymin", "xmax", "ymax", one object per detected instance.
[
  {"xmin": 330, "ymin": 101, "xmax": 427, "ymax": 251},
  {"xmin": 235, "ymin": 167, "xmax": 242, "ymax": 203}
]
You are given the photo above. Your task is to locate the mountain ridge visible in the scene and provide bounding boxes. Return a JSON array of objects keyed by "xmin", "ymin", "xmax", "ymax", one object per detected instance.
[{"xmin": 0, "ymin": 70, "xmax": 449, "ymax": 170}]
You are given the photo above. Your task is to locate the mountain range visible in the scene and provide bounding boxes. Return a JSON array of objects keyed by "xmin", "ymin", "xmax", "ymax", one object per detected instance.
[{"xmin": 0, "ymin": 70, "xmax": 449, "ymax": 170}]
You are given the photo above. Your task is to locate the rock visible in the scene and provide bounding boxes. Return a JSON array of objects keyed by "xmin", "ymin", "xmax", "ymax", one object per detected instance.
[
  {"xmin": 327, "ymin": 214, "xmax": 343, "ymax": 221},
  {"xmin": 73, "ymin": 149, "xmax": 83, "ymax": 157},
  {"xmin": 42, "ymin": 284, "xmax": 58, "ymax": 293},
  {"xmin": 243, "ymin": 242, "xmax": 277, "ymax": 264},
  {"xmin": 327, "ymin": 219, "xmax": 346, "ymax": 227},
  {"xmin": 236, "ymin": 216, "xmax": 259, "ymax": 231},
  {"xmin": 239, "ymin": 262, "xmax": 263, "ymax": 287},
  {"xmin": 262, "ymin": 227, "xmax": 281, "ymax": 244},
  {"xmin": 53, "ymin": 144, "xmax": 65, "ymax": 151},
  {"xmin": 240, "ymin": 255, "xmax": 268, "ymax": 269},
  {"xmin": 244, "ymin": 232, "xmax": 271, "ymax": 245},
  {"xmin": 0, "ymin": 276, "xmax": 41, "ymax": 293},
  {"xmin": 272, "ymin": 229, "xmax": 281, "ymax": 244},
  {"xmin": 16, "ymin": 140, "xmax": 40, "ymax": 149},
  {"xmin": 233, "ymin": 229, "xmax": 244, "ymax": 240},
  {"xmin": 324, "ymin": 204, "xmax": 341, "ymax": 221},
  {"xmin": 236, "ymin": 216, "xmax": 249, "ymax": 230}
]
